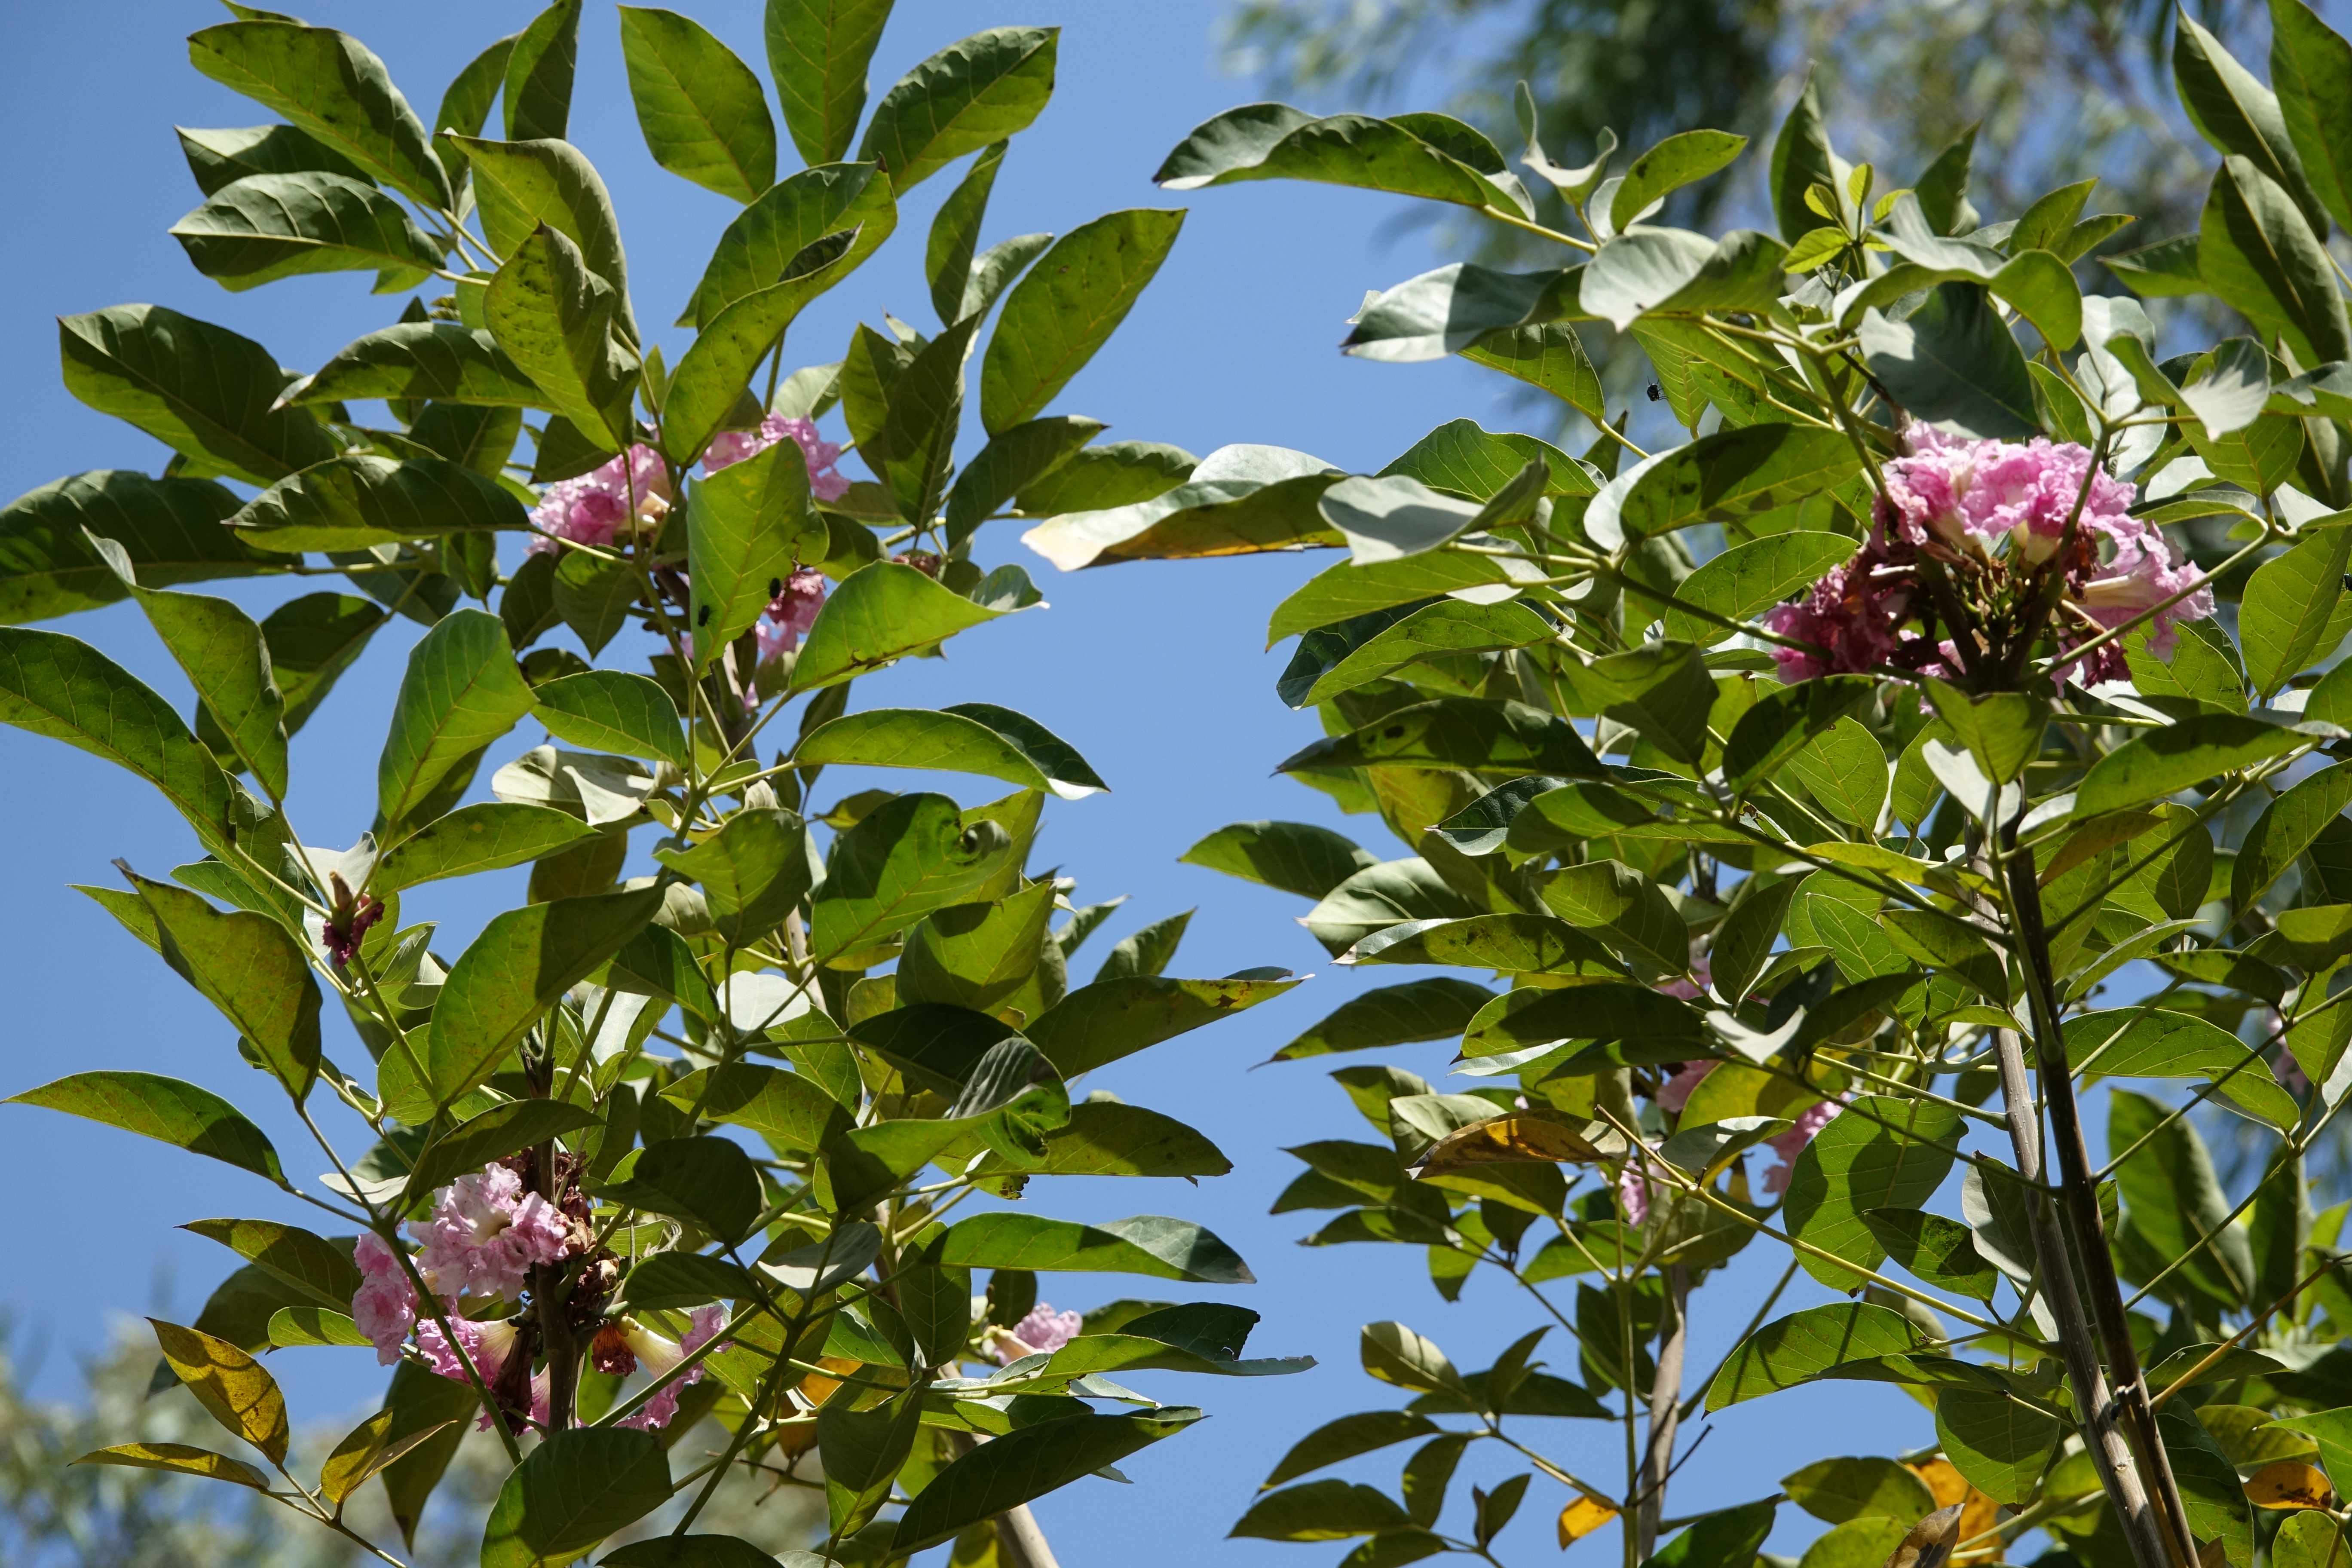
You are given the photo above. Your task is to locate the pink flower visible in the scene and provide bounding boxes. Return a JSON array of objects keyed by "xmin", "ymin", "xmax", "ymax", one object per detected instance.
[
  {"xmin": 1883, "ymin": 429, "xmax": 2137, "ymax": 556},
  {"xmin": 416, "ymin": 1314, "xmax": 550, "ymax": 1430},
  {"xmin": 2070, "ymin": 529, "xmax": 2215, "ymax": 663},
  {"xmin": 1762, "ymin": 1096, "xmax": 1848, "ymax": 1194},
  {"xmin": 613, "ymin": 1306, "xmax": 727, "ymax": 1431},
  {"xmin": 351, "ymin": 1232, "xmax": 416, "ymax": 1366},
  {"xmin": 1617, "ymin": 1152, "xmax": 1660, "ymax": 1225},
  {"xmin": 703, "ymin": 413, "xmax": 850, "ymax": 502},
  {"xmin": 1655, "ymin": 1061, "xmax": 1716, "ymax": 1115},
  {"xmin": 526, "ymin": 444, "xmax": 672, "ymax": 555},
  {"xmin": 409, "ymin": 1164, "xmax": 570, "ymax": 1305},
  {"xmin": 990, "ymin": 1305, "xmax": 1083, "ymax": 1365},
  {"xmin": 753, "ymin": 567, "xmax": 829, "ymax": 663}
]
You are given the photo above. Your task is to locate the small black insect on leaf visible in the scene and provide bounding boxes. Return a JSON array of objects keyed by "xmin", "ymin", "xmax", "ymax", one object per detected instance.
[{"xmin": 695, "ymin": 603, "xmax": 712, "ymax": 626}]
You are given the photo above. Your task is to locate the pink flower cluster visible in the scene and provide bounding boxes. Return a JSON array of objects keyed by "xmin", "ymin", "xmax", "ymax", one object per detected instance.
[
  {"xmin": 1761, "ymin": 432, "xmax": 2213, "ymax": 687},
  {"xmin": 353, "ymin": 1161, "xmax": 738, "ymax": 1434},
  {"xmin": 703, "ymin": 413, "xmax": 850, "ymax": 501},
  {"xmin": 755, "ymin": 567, "xmax": 828, "ymax": 662},
  {"xmin": 1620, "ymin": 1060, "xmax": 1850, "ymax": 1219},
  {"xmin": 410, "ymin": 1165, "xmax": 569, "ymax": 1303},
  {"xmin": 526, "ymin": 445, "xmax": 673, "ymax": 556},
  {"xmin": 989, "ymin": 1304, "xmax": 1084, "ymax": 1365},
  {"xmin": 612, "ymin": 1308, "xmax": 729, "ymax": 1430}
]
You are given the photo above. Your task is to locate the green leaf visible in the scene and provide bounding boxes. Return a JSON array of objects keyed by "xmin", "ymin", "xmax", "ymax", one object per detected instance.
[
  {"xmin": 181, "ymin": 1218, "xmax": 361, "ymax": 1311},
  {"xmin": 2236, "ymin": 762, "xmax": 2352, "ymax": 907},
  {"xmin": 98, "ymin": 568, "xmax": 286, "ymax": 799},
  {"xmin": 987, "ymin": 1099, "xmax": 1231, "ymax": 1177},
  {"xmin": 893, "ymin": 1408, "xmax": 1201, "ymax": 1551},
  {"xmin": 1783, "ymin": 1096, "xmax": 1964, "ymax": 1289},
  {"xmin": 59, "ymin": 305, "xmax": 336, "ymax": 487},
  {"xmin": 2271, "ymin": 0, "xmax": 2352, "ymax": 235},
  {"xmin": 1651, "ymin": 1502, "xmax": 1779, "ymax": 1568},
  {"xmin": 928, "ymin": 140, "xmax": 1008, "ymax": 324},
  {"xmin": 1304, "ymin": 860, "xmax": 1483, "ymax": 958},
  {"xmin": 401, "ymin": 1099, "xmax": 597, "ymax": 1208},
  {"xmin": 1664, "ymin": 531, "xmax": 1856, "ymax": 644},
  {"xmin": 664, "ymin": 1063, "xmax": 848, "ymax": 1152},
  {"xmin": 2176, "ymin": 13, "xmax": 2326, "ymax": 233},
  {"xmin": 2161, "ymin": 1406, "xmax": 2254, "ymax": 1568},
  {"xmin": 2072, "ymin": 1009, "xmax": 2295, "ymax": 1131},
  {"xmin": 810, "ymin": 791, "xmax": 1022, "ymax": 959},
  {"xmin": 1580, "ymin": 227, "xmax": 1788, "ymax": 332},
  {"xmin": 447, "ymin": 136, "xmax": 634, "ymax": 337},
  {"xmin": 980, "ymin": 209, "xmax": 1185, "ymax": 434},
  {"xmin": 768, "ymin": 0, "xmax": 894, "ymax": 166},
  {"xmin": 685, "ymin": 439, "xmax": 818, "ymax": 672},
  {"xmin": 1338, "ymin": 261, "xmax": 1561, "ymax": 361},
  {"xmin": 432, "ymin": 34, "xmax": 513, "ymax": 183},
  {"xmin": 1859, "ymin": 282, "xmax": 2037, "ymax": 439},
  {"xmin": 943, "ymin": 415, "xmax": 1104, "ymax": 547},
  {"xmin": 1593, "ymin": 423, "xmax": 1861, "ymax": 547},
  {"xmin": 1028, "ymin": 975, "xmax": 1297, "ymax": 1076},
  {"xmin": 1264, "ymin": 553, "xmax": 1526, "ymax": 645},
  {"xmin": 289, "ymin": 322, "xmax": 541, "ymax": 409},
  {"xmin": 1460, "ymin": 318, "xmax": 1604, "ymax": 422},
  {"xmin": 172, "ymin": 172, "xmax": 438, "ymax": 292},
  {"xmin": 73, "ymin": 1442, "xmax": 270, "ymax": 1491},
  {"xmin": 597, "ymin": 1136, "xmax": 763, "ymax": 1243},
  {"xmin": 176, "ymin": 124, "xmax": 371, "ymax": 196},
  {"xmin": 791, "ymin": 560, "xmax": 1013, "ymax": 692},
  {"xmin": 2109, "ymin": 1086, "xmax": 2254, "ymax": 1311},
  {"xmin": 851, "ymin": 316, "xmax": 979, "ymax": 522},
  {"xmin": 1769, "ymin": 70, "xmax": 1838, "ymax": 240},
  {"xmin": 1272, "ymin": 978, "xmax": 1495, "ymax": 1061},
  {"xmin": 2075, "ymin": 713, "xmax": 2316, "ymax": 816},
  {"xmin": 376, "ymin": 803, "xmax": 598, "ymax": 894},
  {"xmin": 6, "ymin": 1072, "xmax": 286, "ymax": 1188},
  {"xmin": 652, "ymin": 808, "xmax": 812, "ymax": 942},
  {"xmin": 1314, "ymin": 474, "xmax": 1507, "ymax": 566},
  {"xmin": 0, "ymin": 471, "xmax": 271, "ymax": 628},
  {"xmin": 129, "ymin": 872, "xmax": 318, "ymax": 1101},
  {"xmin": 503, "ymin": 0, "xmax": 582, "ymax": 142},
  {"xmin": 1936, "ymin": 1385, "xmax": 2061, "ymax": 1505},
  {"xmin": 1280, "ymin": 698, "xmax": 1602, "ymax": 779},
  {"xmin": 617, "ymin": 7, "xmax": 775, "ymax": 202},
  {"xmin": 485, "ymin": 226, "xmax": 636, "ymax": 453},
  {"xmin": 1265, "ymin": 1412, "xmax": 1441, "ymax": 1488},
  {"xmin": 1181, "ymin": 820, "xmax": 1378, "ymax": 900},
  {"xmin": 1780, "ymin": 1456, "xmax": 1936, "ymax": 1525},
  {"xmin": 682, "ymin": 162, "xmax": 896, "ymax": 329},
  {"xmin": 819, "ymin": 1391, "xmax": 924, "ymax": 1537},
  {"xmin": 941, "ymin": 1213, "xmax": 1253, "ymax": 1282},
  {"xmin": 1786, "ymin": 717, "xmax": 1889, "ymax": 829},
  {"xmin": 1859, "ymin": 1209, "xmax": 1999, "ymax": 1301},
  {"xmin": 1156, "ymin": 104, "xmax": 1522, "ymax": 215},
  {"xmin": 1347, "ymin": 912, "xmax": 1621, "ymax": 978},
  {"xmin": 479, "ymin": 1427, "xmax": 671, "ymax": 1568},
  {"xmin": 227, "ymin": 454, "xmax": 529, "ymax": 554},
  {"xmin": 1705, "ymin": 1302, "xmax": 1927, "ymax": 1409},
  {"xmin": 376, "ymin": 608, "xmax": 535, "ymax": 830},
  {"xmin": 858, "ymin": 27, "xmax": 1059, "ymax": 193},
  {"xmin": 531, "ymin": 671, "xmax": 686, "ymax": 767},
  {"xmin": 0, "ymin": 627, "xmax": 240, "ymax": 859},
  {"xmin": 187, "ymin": 22, "xmax": 452, "ymax": 209},
  {"xmin": 377, "ymin": 1362, "xmax": 477, "ymax": 1549},
  {"xmin": 1610, "ymin": 129, "xmax": 1748, "ymax": 230},
  {"xmin": 616, "ymin": 1253, "xmax": 759, "ymax": 1311},
  {"xmin": 798, "ymin": 705, "xmax": 1104, "ymax": 796},
  {"xmin": 423, "ymin": 887, "xmax": 662, "ymax": 1111},
  {"xmin": 1231, "ymin": 1479, "xmax": 1413, "ymax": 1542},
  {"xmin": 150, "ymin": 1319, "xmax": 290, "ymax": 1465},
  {"xmin": 2243, "ymin": 530, "xmax": 2349, "ymax": 696},
  {"xmin": 662, "ymin": 231, "xmax": 870, "ymax": 467},
  {"xmin": 2203, "ymin": 156, "xmax": 2352, "ymax": 367},
  {"xmin": 1020, "ymin": 443, "xmax": 1341, "ymax": 569}
]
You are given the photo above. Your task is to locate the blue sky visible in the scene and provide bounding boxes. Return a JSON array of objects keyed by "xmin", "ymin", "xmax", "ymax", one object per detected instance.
[{"xmin": 0, "ymin": 2, "xmax": 1933, "ymax": 1562}]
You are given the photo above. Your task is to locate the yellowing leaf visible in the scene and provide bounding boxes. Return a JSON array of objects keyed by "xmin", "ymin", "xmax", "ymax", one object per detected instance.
[
  {"xmin": 1883, "ymin": 1503, "xmax": 1963, "ymax": 1568},
  {"xmin": 320, "ymin": 1408, "xmax": 461, "ymax": 1507},
  {"xmin": 1558, "ymin": 1495, "xmax": 1619, "ymax": 1548},
  {"xmin": 150, "ymin": 1317, "xmax": 289, "ymax": 1465},
  {"xmin": 73, "ymin": 1442, "xmax": 270, "ymax": 1490},
  {"xmin": 2246, "ymin": 1461, "xmax": 2335, "ymax": 1510},
  {"xmin": 1906, "ymin": 1461, "xmax": 1997, "ymax": 1551},
  {"xmin": 1411, "ymin": 1112, "xmax": 1623, "ymax": 1179}
]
